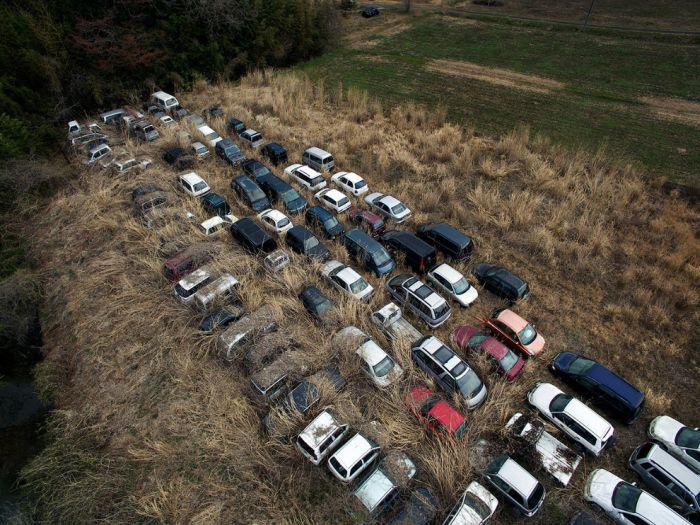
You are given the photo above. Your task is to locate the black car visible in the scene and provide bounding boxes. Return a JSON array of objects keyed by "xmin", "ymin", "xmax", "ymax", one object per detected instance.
[
  {"xmin": 416, "ymin": 222, "xmax": 473, "ymax": 261},
  {"xmin": 230, "ymin": 217, "xmax": 278, "ymax": 254},
  {"xmin": 361, "ymin": 6, "xmax": 380, "ymax": 17},
  {"xmin": 550, "ymin": 352, "xmax": 645, "ymax": 423},
  {"xmin": 199, "ymin": 308, "xmax": 242, "ymax": 332},
  {"xmin": 261, "ymin": 142, "xmax": 288, "ymax": 166},
  {"xmin": 305, "ymin": 205, "xmax": 345, "ymax": 239},
  {"xmin": 257, "ymin": 174, "xmax": 307, "ymax": 215},
  {"xmin": 231, "ymin": 175, "xmax": 270, "ymax": 212},
  {"xmin": 226, "ymin": 117, "xmax": 246, "ymax": 135},
  {"xmin": 299, "ymin": 286, "xmax": 335, "ymax": 323},
  {"xmin": 163, "ymin": 147, "xmax": 194, "ymax": 170},
  {"xmin": 285, "ymin": 226, "xmax": 331, "ymax": 261},
  {"xmin": 215, "ymin": 138, "xmax": 246, "ymax": 166},
  {"xmin": 473, "ymin": 263, "xmax": 529, "ymax": 303},
  {"xmin": 204, "ymin": 105, "xmax": 224, "ymax": 119},
  {"xmin": 380, "ymin": 230, "xmax": 437, "ymax": 273},
  {"xmin": 241, "ymin": 159, "xmax": 273, "ymax": 180},
  {"xmin": 385, "ymin": 487, "xmax": 437, "ymax": 525},
  {"xmin": 201, "ymin": 192, "xmax": 231, "ymax": 218}
]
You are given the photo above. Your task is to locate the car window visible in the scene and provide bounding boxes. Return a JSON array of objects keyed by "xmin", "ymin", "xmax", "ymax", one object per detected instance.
[
  {"xmin": 549, "ymin": 393, "xmax": 572, "ymax": 414},
  {"xmin": 612, "ymin": 482, "xmax": 642, "ymax": 513},
  {"xmin": 646, "ymin": 466, "xmax": 673, "ymax": 487},
  {"xmin": 676, "ymin": 428, "xmax": 700, "ymax": 448},
  {"xmin": 622, "ymin": 514, "xmax": 649, "ymax": 525},
  {"xmin": 349, "ymin": 461, "xmax": 362, "ymax": 477}
]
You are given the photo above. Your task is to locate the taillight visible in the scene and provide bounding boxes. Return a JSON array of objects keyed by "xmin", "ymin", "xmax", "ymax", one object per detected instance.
[{"xmin": 419, "ymin": 258, "xmax": 424, "ymax": 271}]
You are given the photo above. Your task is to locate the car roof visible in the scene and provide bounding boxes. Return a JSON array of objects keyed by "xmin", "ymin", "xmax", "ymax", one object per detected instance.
[
  {"xmin": 308, "ymin": 205, "xmax": 333, "ymax": 219},
  {"xmin": 357, "ymin": 340, "xmax": 389, "ymax": 367},
  {"xmin": 354, "ymin": 468, "xmax": 395, "ymax": 511},
  {"xmin": 432, "ymin": 263, "xmax": 463, "ymax": 284},
  {"xmin": 180, "ymin": 172, "xmax": 204, "ymax": 184},
  {"xmin": 650, "ymin": 416, "xmax": 684, "ymax": 443},
  {"xmin": 266, "ymin": 142, "xmax": 285, "ymax": 152},
  {"xmin": 379, "ymin": 195, "xmax": 401, "ymax": 207},
  {"xmin": 320, "ymin": 188, "xmax": 346, "ymax": 201},
  {"xmin": 261, "ymin": 209, "xmax": 287, "ymax": 222},
  {"xmin": 177, "ymin": 267, "xmax": 210, "ymax": 290},
  {"xmin": 334, "ymin": 433, "xmax": 375, "ymax": 469},
  {"xmin": 421, "ymin": 222, "xmax": 471, "ymax": 245},
  {"xmin": 564, "ymin": 397, "xmax": 613, "ymax": 438},
  {"xmin": 645, "ymin": 443, "xmax": 700, "ymax": 490},
  {"xmin": 497, "ymin": 458, "xmax": 538, "ymax": 496},
  {"xmin": 243, "ymin": 128, "xmax": 259, "ymax": 135},
  {"xmin": 299, "ymin": 410, "xmax": 342, "ymax": 448},
  {"xmin": 200, "ymin": 216, "xmax": 226, "ymax": 229},
  {"xmin": 198, "ymin": 124, "xmax": 215, "ymax": 133},
  {"xmin": 305, "ymin": 146, "xmax": 331, "ymax": 157},
  {"xmin": 337, "ymin": 267, "xmax": 361, "ymax": 283},
  {"xmin": 480, "ymin": 336, "xmax": 509, "ymax": 360},
  {"xmin": 342, "ymin": 172, "xmax": 363, "ymax": 183},
  {"xmin": 429, "ymin": 400, "xmax": 465, "ymax": 432},
  {"xmin": 636, "ymin": 490, "xmax": 690, "ymax": 523},
  {"xmin": 287, "ymin": 225, "xmax": 314, "ymax": 241},
  {"xmin": 235, "ymin": 175, "xmax": 258, "ymax": 189},
  {"xmin": 586, "ymin": 362, "xmax": 645, "ymax": 406},
  {"xmin": 297, "ymin": 165, "xmax": 322, "ymax": 178},
  {"xmin": 351, "ymin": 207, "xmax": 382, "ymax": 222},
  {"xmin": 406, "ymin": 279, "xmax": 444, "ymax": 308},
  {"xmin": 495, "ymin": 309, "xmax": 528, "ymax": 332},
  {"xmin": 383, "ymin": 231, "xmax": 434, "ymax": 255}
]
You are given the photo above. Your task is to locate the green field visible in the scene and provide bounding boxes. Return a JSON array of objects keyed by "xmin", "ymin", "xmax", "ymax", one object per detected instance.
[{"xmin": 299, "ymin": 12, "xmax": 700, "ymax": 183}]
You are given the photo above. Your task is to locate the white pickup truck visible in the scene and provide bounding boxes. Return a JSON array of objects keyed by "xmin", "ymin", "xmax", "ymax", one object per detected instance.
[
  {"xmin": 506, "ymin": 412, "xmax": 581, "ymax": 486},
  {"xmin": 371, "ymin": 303, "xmax": 423, "ymax": 346}
]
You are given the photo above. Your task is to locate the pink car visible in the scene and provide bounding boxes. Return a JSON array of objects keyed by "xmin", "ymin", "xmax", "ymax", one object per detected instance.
[{"xmin": 478, "ymin": 308, "xmax": 545, "ymax": 358}]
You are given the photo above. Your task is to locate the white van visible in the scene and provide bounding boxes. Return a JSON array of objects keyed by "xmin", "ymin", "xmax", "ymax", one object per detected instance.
[
  {"xmin": 193, "ymin": 273, "xmax": 239, "ymax": 311},
  {"xmin": 302, "ymin": 147, "xmax": 335, "ymax": 172},
  {"xmin": 151, "ymin": 91, "xmax": 180, "ymax": 113},
  {"xmin": 199, "ymin": 215, "xmax": 237, "ymax": 237},
  {"xmin": 296, "ymin": 410, "xmax": 349, "ymax": 466}
]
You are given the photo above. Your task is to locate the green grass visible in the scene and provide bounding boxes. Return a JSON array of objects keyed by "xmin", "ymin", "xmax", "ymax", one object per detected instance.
[{"xmin": 299, "ymin": 14, "xmax": 700, "ymax": 183}]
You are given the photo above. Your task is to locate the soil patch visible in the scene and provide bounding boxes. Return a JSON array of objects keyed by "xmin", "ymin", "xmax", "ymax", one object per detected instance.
[{"xmin": 641, "ymin": 96, "xmax": 700, "ymax": 128}]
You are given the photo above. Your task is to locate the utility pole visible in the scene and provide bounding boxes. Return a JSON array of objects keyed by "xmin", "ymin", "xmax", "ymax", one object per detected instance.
[{"xmin": 583, "ymin": 0, "xmax": 596, "ymax": 28}]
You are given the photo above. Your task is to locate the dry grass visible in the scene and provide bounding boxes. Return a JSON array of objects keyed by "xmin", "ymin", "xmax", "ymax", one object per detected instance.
[{"xmin": 17, "ymin": 69, "xmax": 700, "ymax": 524}]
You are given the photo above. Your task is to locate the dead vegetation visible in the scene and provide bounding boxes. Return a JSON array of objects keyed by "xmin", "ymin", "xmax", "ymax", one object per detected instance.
[{"xmin": 16, "ymin": 69, "xmax": 700, "ymax": 524}]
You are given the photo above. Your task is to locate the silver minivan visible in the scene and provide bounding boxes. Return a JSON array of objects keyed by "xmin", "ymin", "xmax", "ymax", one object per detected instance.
[{"xmin": 302, "ymin": 147, "xmax": 335, "ymax": 172}]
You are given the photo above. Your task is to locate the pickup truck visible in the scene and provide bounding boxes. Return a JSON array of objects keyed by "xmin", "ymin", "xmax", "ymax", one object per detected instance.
[
  {"xmin": 370, "ymin": 302, "xmax": 423, "ymax": 346},
  {"xmin": 505, "ymin": 412, "xmax": 581, "ymax": 486}
]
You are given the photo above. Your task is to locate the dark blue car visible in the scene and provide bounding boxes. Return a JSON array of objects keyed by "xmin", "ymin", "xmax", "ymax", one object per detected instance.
[
  {"xmin": 299, "ymin": 285, "xmax": 335, "ymax": 323},
  {"xmin": 305, "ymin": 205, "xmax": 345, "ymax": 239},
  {"xmin": 257, "ymin": 174, "xmax": 307, "ymax": 215},
  {"xmin": 231, "ymin": 175, "xmax": 269, "ymax": 212},
  {"xmin": 550, "ymin": 352, "xmax": 645, "ymax": 423},
  {"xmin": 241, "ymin": 159, "xmax": 273, "ymax": 180}
]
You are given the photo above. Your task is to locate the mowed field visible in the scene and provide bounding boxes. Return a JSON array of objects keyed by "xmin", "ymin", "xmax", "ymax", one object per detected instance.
[
  {"xmin": 19, "ymin": 71, "xmax": 700, "ymax": 524},
  {"xmin": 299, "ymin": 7, "xmax": 700, "ymax": 184}
]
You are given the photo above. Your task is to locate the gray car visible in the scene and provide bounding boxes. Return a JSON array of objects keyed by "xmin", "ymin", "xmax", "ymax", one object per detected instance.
[{"xmin": 386, "ymin": 273, "xmax": 451, "ymax": 328}]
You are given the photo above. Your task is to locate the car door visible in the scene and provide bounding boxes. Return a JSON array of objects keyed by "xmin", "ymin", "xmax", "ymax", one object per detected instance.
[
  {"xmin": 331, "ymin": 275, "xmax": 348, "ymax": 294},
  {"xmin": 493, "ymin": 320, "xmax": 517, "ymax": 347}
]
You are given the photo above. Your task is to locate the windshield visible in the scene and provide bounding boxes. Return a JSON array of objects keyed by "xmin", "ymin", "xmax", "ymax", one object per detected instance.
[
  {"xmin": 373, "ymin": 356, "xmax": 394, "ymax": 377},
  {"xmin": 569, "ymin": 356, "xmax": 596, "ymax": 375},
  {"xmin": 350, "ymin": 278, "xmax": 369, "ymax": 294},
  {"xmin": 338, "ymin": 197, "xmax": 350, "ymax": 207},
  {"xmin": 500, "ymin": 350, "xmax": 520, "ymax": 372},
  {"xmin": 676, "ymin": 427, "xmax": 700, "ymax": 448},
  {"xmin": 391, "ymin": 203, "xmax": 406, "ymax": 215},
  {"xmin": 310, "ymin": 176, "xmax": 324, "ymax": 186},
  {"xmin": 452, "ymin": 277, "xmax": 471, "ymax": 295},
  {"xmin": 303, "ymin": 236, "xmax": 320, "ymax": 250},
  {"xmin": 550, "ymin": 393, "xmax": 572, "ymax": 413},
  {"xmin": 527, "ymin": 483, "xmax": 544, "ymax": 510},
  {"xmin": 291, "ymin": 383, "xmax": 320, "ymax": 412},
  {"xmin": 612, "ymin": 482, "xmax": 641, "ymax": 512},
  {"xmin": 277, "ymin": 217, "xmax": 290, "ymax": 228},
  {"xmin": 281, "ymin": 188, "xmax": 301, "ymax": 204},
  {"xmin": 372, "ymin": 218, "xmax": 385, "ymax": 230},
  {"xmin": 193, "ymin": 182, "xmax": 208, "ymax": 192},
  {"xmin": 355, "ymin": 180, "xmax": 367, "ymax": 189},
  {"xmin": 205, "ymin": 131, "xmax": 220, "ymax": 140},
  {"xmin": 252, "ymin": 165, "xmax": 270, "ymax": 177},
  {"xmin": 454, "ymin": 421, "xmax": 468, "ymax": 440},
  {"xmin": 468, "ymin": 334, "xmax": 488, "ymax": 348},
  {"xmin": 432, "ymin": 302, "xmax": 450, "ymax": 319},
  {"xmin": 462, "ymin": 493, "xmax": 491, "ymax": 519},
  {"xmin": 518, "ymin": 324, "xmax": 537, "ymax": 345},
  {"xmin": 323, "ymin": 216, "xmax": 340, "ymax": 229},
  {"xmin": 175, "ymin": 283, "xmax": 194, "ymax": 298},
  {"xmin": 456, "ymin": 370, "xmax": 482, "ymax": 397},
  {"xmin": 373, "ymin": 248, "xmax": 392, "ymax": 266}
]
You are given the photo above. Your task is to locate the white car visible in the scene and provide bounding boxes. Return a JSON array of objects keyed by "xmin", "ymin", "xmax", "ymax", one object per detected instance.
[
  {"xmin": 320, "ymin": 260, "xmax": 374, "ymax": 301},
  {"xmin": 332, "ymin": 327, "xmax": 403, "ymax": 388},
  {"xmin": 427, "ymin": 263, "xmax": 478, "ymax": 307},
  {"xmin": 649, "ymin": 416, "xmax": 700, "ymax": 473},
  {"xmin": 159, "ymin": 115, "xmax": 176, "ymax": 126},
  {"xmin": 364, "ymin": 192, "xmax": 411, "ymax": 223},
  {"xmin": 484, "ymin": 455, "xmax": 545, "ymax": 517},
  {"xmin": 178, "ymin": 172, "xmax": 210, "ymax": 197},
  {"xmin": 199, "ymin": 215, "xmax": 238, "ymax": 236},
  {"xmin": 197, "ymin": 124, "xmax": 223, "ymax": 148},
  {"xmin": 443, "ymin": 481, "xmax": 498, "ymax": 525},
  {"xmin": 257, "ymin": 209, "xmax": 293, "ymax": 236},
  {"xmin": 527, "ymin": 382, "xmax": 614, "ymax": 456},
  {"xmin": 327, "ymin": 432, "xmax": 380, "ymax": 483},
  {"xmin": 584, "ymin": 469, "xmax": 692, "ymax": 525},
  {"xmin": 314, "ymin": 188, "xmax": 351, "ymax": 213},
  {"xmin": 331, "ymin": 171, "xmax": 368, "ymax": 196},
  {"xmin": 173, "ymin": 267, "xmax": 212, "ymax": 304},
  {"xmin": 240, "ymin": 128, "xmax": 263, "ymax": 148},
  {"xmin": 191, "ymin": 141, "xmax": 210, "ymax": 158},
  {"xmin": 284, "ymin": 164, "xmax": 327, "ymax": 192}
]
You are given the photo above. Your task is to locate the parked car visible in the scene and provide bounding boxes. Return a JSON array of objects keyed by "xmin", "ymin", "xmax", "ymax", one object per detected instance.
[
  {"xmin": 226, "ymin": 117, "xmax": 246, "ymax": 135},
  {"xmin": 257, "ymin": 174, "xmax": 308, "ymax": 215},
  {"xmin": 473, "ymin": 263, "xmax": 529, "ymax": 303},
  {"xmin": 263, "ymin": 249, "xmax": 291, "ymax": 273},
  {"xmin": 199, "ymin": 308, "xmax": 242, "ymax": 332},
  {"xmin": 298, "ymin": 286, "xmax": 335, "ymax": 323},
  {"xmin": 416, "ymin": 222, "xmax": 474, "ymax": 261},
  {"xmin": 159, "ymin": 115, "xmax": 175, "ymax": 127},
  {"xmin": 163, "ymin": 245, "xmax": 213, "ymax": 282},
  {"xmin": 480, "ymin": 308, "xmax": 545, "ymax": 357},
  {"xmin": 173, "ymin": 267, "xmax": 212, "ymax": 304},
  {"xmin": 371, "ymin": 303, "xmax": 423, "ymax": 345},
  {"xmin": 328, "ymin": 432, "xmax": 380, "ymax": 483},
  {"xmin": 198, "ymin": 215, "xmax": 237, "ymax": 237},
  {"xmin": 405, "ymin": 385, "xmax": 467, "ymax": 439},
  {"xmin": 150, "ymin": 90, "xmax": 180, "ymax": 113},
  {"xmin": 261, "ymin": 142, "xmax": 288, "ymax": 166},
  {"xmin": 133, "ymin": 191, "xmax": 177, "ymax": 228},
  {"xmin": 302, "ymin": 147, "xmax": 335, "ymax": 172},
  {"xmin": 218, "ymin": 304, "xmax": 279, "ymax": 361},
  {"xmin": 203, "ymin": 104, "xmax": 224, "ymax": 119},
  {"xmin": 285, "ymin": 164, "xmax": 327, "ymax": 192},
  {"xmin": 332, "ymin": 326, "xmax": 404, "ymax": 388},
  {"xmin": 387, "ymin": 486, "xmax": 437, "ymax": 525},
  {"xmin": 83, "ymin": 143, "xmax": 112, "ymax": 165},
  {"xmin": 305, "ymin": 205, "xmax": 345, "ymax": 239},
  {"xmin": 285, "ymin": 225, "xmax": 331, "ymax": 261},
  {"xmin": 331, "ymin": 171, "xmax": 368, "ymax": 196},
  {"xmin": 584, "ymin": 469, "xmax": 691, "ymax": 525},
  {"xmin": 197, "ymin": 124, "xmax": 223, "ymax": 148},
  {"xmin": 386, "ymin": 274, "xmax": 451, "ymax": 328},
  {"xmin": 380, "ymin": 230, "xmax": 436, "ymax": 274},
  {"xmin": 240, "ymin": 128, "xmax": 263, "ymax": 148},
  {"xmin": 411, "ymin": 336, "xmax": 487, "ymax": 409},
  {"xmin": 241, "ymin": 159, "xmax": 273, "ymax": 180},
  {"xmin": 177, "ymin": 171, "xmax": 210, "ymax": 197},
  {"xmin": 428, "ymin": 263, "xmax": 478, "ymax": 307},
  {"xmin": 231, "ymin": 174, "xmax": 270, "ymax": 212},
  {"xmin": 451, "ymin": 325, "xmax": 525, "ymax": 381},
  {"xmin": 527, "ymin": 382, "xmax": 615, "ymax": 456},
  {"xmin": 320, "ymin": 260, "xmax": 374, "ymax": 301},
  {"xmin": 258, "ymin": 209, "xmax": 293, "ymax": 236},
  {"xmin": 348, "ymin": 207, "xmax": 386, "ymax": 238},
  {"xmin": 191, "ymin": 141, "xmax": 209, "ymax": 158},
  {"xmin": 230, "ymin": 217, "xmax": 278, "ymax": 254},
  {"xmin": 133, "ymin": 120, "xmax": 159, "ymax": 141},
  {"xmin": 132, "ymin": 183, "xmax": 163, "ymax": 201},
  {"xmin": 314, "ymin": 188, "xmax": 351, "ymax": 213},
  {"xmin": 551, "ymin": 352, "xmax": 645, "ymax": 423},
  {"xmin": 201, "ymin": 192, "xmax": 231, "ymax": 218},
  {"xmin": 215, "ymin": 138, "xmax": 246, "ymax": 166},
  {"xmin": 649, "ymin": 416, "xmax": 700, "ymax": 474},
  {"xmin": 364, "ymin": 192, "xmax": 411, "ymax": 223},
  {"xmin": 361, "ymin": 6, "xmax": 380, "ymax": 17},
  {"xmin": 442, "ymin": 481, "xmax": 499, "ymax": 525},
  {"xmin": 107, "ymin": 153, "xmax": 151, "ymax": 174},
  {"xmin": 249, "ymin": 354, "xmax": 304, "ymax": 404},
  {"xmin": 296, "ymin": 409, "xmax": 350, "ymax": 466},
  {"xmin": 192, "ymin": 273, "xmax": 239, "ymax": 312},
  {"xmin": 484, "ymin": 455, "xmax": 545, "ymax": 517},
  {"xmin": 163, "ymin": 147, "xmax": 195, "ymax": 170},
  {"xmin": 350, "ymin": 453, "xmax": 416, "ymax": 521},
  {"xmin": 629, "ymin": 441, "xmax": 700, "ymax": 515},
  {"xmin": 343, "ymin": 228, "xmax": 395, "ymax": 276}
]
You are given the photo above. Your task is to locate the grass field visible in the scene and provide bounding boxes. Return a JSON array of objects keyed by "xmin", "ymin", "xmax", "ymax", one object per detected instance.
[{"xmin": 299, "ymin": 9, "xmax": 700, "ymax": 184}]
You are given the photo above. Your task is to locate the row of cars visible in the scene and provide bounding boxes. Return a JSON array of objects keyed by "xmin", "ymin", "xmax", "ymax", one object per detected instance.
[{"xmin": 72, "ymin": 91, "xmax": 699, "ymax": 524}]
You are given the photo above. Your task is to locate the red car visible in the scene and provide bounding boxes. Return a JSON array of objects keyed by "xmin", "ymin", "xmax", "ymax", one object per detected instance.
[
  {"xmin": 451, "ymin": 325, "xmax": 525, "ymax": 381},
  {"xmin": 477, "ymin": 308, "xmax": 545, "ymax": 358},
  {"xmin": 404, "ymin": 386, "xmax": 467, "ymax": 439},
  {"xmin": 347, "ymin": 207, "xmax": 386, "ymax": 238}
]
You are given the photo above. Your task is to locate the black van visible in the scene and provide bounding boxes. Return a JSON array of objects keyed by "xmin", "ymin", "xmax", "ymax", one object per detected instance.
[
  {"xmin": 473, "ymin": 263, "xmax": 529, "ymax": 302},
  {"xmin": 415, "ymin": 222, "xmax": 473, "ymax": 261},
  {"xmin": 230, "ymin": 218, "xmax": 277, "ymax": 254},
  {"xmin": 261, "ymin": 142, "xmax": 288, "ymax": 166},
  {"xmin": 343, "ymin": 229, "xmax": 396, "ymax": 276},
  {"xmin": 379, "ymin": 230, "xmax": 436, "ymax": 273}
]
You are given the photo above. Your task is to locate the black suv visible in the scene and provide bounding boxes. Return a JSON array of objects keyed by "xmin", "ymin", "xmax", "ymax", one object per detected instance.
[
  {"xmin": 473, "ymin": 263, "xmax": 529, "ymax": 303},
  {"xmin": 201, "ymin": 192, "xmax": 231, "ymax": 218},
  {"xmin": 257, "ymin": 174, "xmax": 307, "ymax": 215},
  {"xmin": 230, "ymin": 218, "xmax": 277, "ymax": 254},
  {"xmin": 379, "ymin": 230, "xmax": 436, "ymax": 273},
  {"xmin": 305, "ymin": 205, "xmax": 345, "ymax": 239},
  {"xmin": 231, "ymin": 175, "xmax": 270, "ymax": 212},
  {"xmin": 261, "ymin": 142, "xmax": 288, "ymax": 166},
  {"xmin": 415, "ymin": 222, "xmax": 473, "ymax": 261},
  {"xmin": 285, "ymin": 226, "xmax": 331, "ymax": 261},
  {"xmin": 227, "ymin": 117, "xmax": 246, "ymax": 135},
  {"xmin": 241, "ymin": 159, "xmax": 273, "ymax": 180},
  {"xmin": 163, "ymin": 147, "xmax": 194, "ymax": 170}
]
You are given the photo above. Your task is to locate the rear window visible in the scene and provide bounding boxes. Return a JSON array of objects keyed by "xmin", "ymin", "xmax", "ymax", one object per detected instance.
[
  {"xmin": 330, "ymin": 457, "xmax": 347, "ymax": 478},
  {"xmin": 323, "ymin": 156, "xmax": 334, "ymax": 164},
  {"xmin": 193, "ymin": 182, "xmax": 208, "ymax": 192},
  {"xmin": 612, "ymin": 482, "xmax": 641, "ymax": 513},
  {"xmin": 526, "ymin": 483, "xmax": 544, "ymax": 510},
  {"xmin": 297, "ymin": 436, "xmax": 317, "ymax": 460}
]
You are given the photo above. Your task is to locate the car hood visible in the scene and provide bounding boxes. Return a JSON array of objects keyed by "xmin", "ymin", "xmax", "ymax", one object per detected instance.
[
  {"xmin": 524, "ymin": 333, "xmax": 546, "ymax": 356},
  {"xmin": 584, "ymin": 469, "xmax": 618, "ymax": 505},
  {"xmin": 455, "ymin": 285, "xmax": 479, "ymax": 306},
  {"xmin": 375, "ymin": 364, "xmax": 404, "ymax": 388},
  {"xmin": 307, "ymin": 244, "xmax": 331, "ymax": 261},
  {"xmin": 527, "ymin": 382, "xmax": 560, "ymax": 412},
  {"xmin": 286, "ymin": 197, "xmax": 307, "ymax": 213}
]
